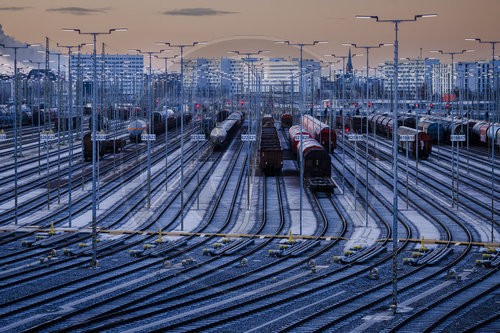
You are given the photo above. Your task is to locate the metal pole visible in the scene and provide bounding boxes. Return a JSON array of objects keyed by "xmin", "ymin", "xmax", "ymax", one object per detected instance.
[
  {"xmin": 180, "ymin": 46, "xmax": 185, "ymax": 231},
  {"xmin": 147, "ymin": 52, "xmax": 152, "ymax": 208},
  {"xmin": 164, "ymin": 59, "xmax": 168, "ymax": 191},
  {"xmin": 67, "ymin": 49, "xmax": 73, "ymax": 227},
  {"xmin": 392, "ymin": 21, "xmax": 400, "ymax": 312},
  {"xmin": 13, "ymin": 49, "xmax": 19, "ymax": 224},
  {"xmin": 299, "ymin": 45, "xmax": 303, "ymax": 236},
  {"xmin": 45, "ymin": 38, "xmax": 50, "ymax": 210},
  {"xmin": 57, "ymin": 53, "xmax": 61, "ymax": 204},
  {"xmin": 365, "ymin": 48, "xmax": 369, "ymax": 225},
  {"xmin": 91, "ymin": 33, "xmax": 98, "ymax": 268}
]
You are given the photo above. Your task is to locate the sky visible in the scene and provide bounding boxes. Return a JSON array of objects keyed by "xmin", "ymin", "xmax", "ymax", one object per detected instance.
[{"xmin": 0, "ymin": 0, "xmax": 499, "ymax": 72}]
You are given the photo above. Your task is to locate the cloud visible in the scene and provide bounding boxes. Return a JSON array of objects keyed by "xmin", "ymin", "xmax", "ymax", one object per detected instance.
[
  {"xmin": 0, "ymin": 24, "xmax": 44, "ymax": 65},
  {"xmin": 46, "ymin": 7, "xmax": 110, "ymax": 16},
  {"xmin": 0, "ymin": 7, "xmax": 31, "ymax": 11},
  {"xmin": 162, "ymin": 8, "xmax": 237, "ymax": 16}
]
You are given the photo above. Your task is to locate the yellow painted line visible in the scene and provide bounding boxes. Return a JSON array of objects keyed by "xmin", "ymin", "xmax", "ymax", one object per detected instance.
[
  {"xmin": 376, "ymin": 238, "xmax": 500, "ymax": 248},
  {"xmin": 2, "ymin": 227, "xmax": 498, "ymax": 247}
]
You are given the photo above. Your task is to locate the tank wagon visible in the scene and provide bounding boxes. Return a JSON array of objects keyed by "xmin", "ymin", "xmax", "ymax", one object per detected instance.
[
  {"xmin": 288, "ymin": 127, "xmax": 334, "ymax": 192},
  {"xmin": 210, "ymin": 111, "xmax": 243, "ymax": 149},
  {"xmin": 301, "ymin": 114, "xmax": 336, "ymax": 153}
]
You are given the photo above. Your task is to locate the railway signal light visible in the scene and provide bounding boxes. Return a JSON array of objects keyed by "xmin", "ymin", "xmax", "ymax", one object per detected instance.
[
  {"xmin": 446, "ymin": 103, "xmax": 450, "ymax": 109},
  {"xmin": 326, "ymin": 102, "xmax": 329, "ymax": 107},
  {"xmin": 240, "ymin": 100, "xmax": 244, "ymax": 105},
  {"xmin": 354, "ymin": 102, "xmax": 358, "ymax": 107},
  {"xmin": 195, "ymin": 103, "xmax": 200, "ymax": 109},
  {"xmin": 430, "ymin": 103, "xmax": 434, "ymax": 109},
  {"xmin": 227, "ymin": 100, "xmax": 231, "ymax": 105},
  {"xmin": 368, "ymin": 102, "xmax": 372, "ymax": 107}
]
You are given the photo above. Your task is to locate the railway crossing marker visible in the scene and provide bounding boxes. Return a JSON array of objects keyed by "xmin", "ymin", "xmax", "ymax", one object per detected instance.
[
  {"xmin": 141, "ymin": 130, "xmax": 156, "ymax": 141},
  {"xmin": 241, "ymin": 134, "xmax": 256, "ymax": 142},
  {"xmin": 0, "ymin": 129, "xmax": 6, "ymax": 141}
]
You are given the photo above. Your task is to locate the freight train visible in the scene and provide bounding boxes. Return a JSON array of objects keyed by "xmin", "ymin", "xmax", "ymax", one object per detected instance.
[
  {"xmin": 301, "ymin": 114, "xmax": 336, "ymax": 153},
  {"xmin": 83, "ymin": 132, "xmax": 127, "ymax": 161},
  {"xmin": 288, "ymin": 126, "xmax": 334, "ymax": 192},
  {"xmin": 259, "ymin": 115, "xmax": 283, "ymax": 175},
  {"xmin": 280, "ymin": 113, "xmax": 293, "ymax": 129},
  {"xmin": 127, "ymin": 110, "xmax": 191, "ymax": 143},
  {"xmin": 210, "ymin": 111, "xmax": 243, "ymax": 149}
]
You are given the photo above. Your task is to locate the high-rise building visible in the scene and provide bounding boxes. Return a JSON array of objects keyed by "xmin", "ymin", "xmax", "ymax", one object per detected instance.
[{"xmin": 70, "ymin": 54, "xmax": 144, "ymax": 97}]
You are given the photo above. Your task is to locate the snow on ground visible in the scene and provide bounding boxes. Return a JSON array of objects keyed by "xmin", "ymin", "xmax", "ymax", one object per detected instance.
[
  {"xmin": 0, "ymin": 148, "xmax": 82, "ymax": 192},
  {"xmin": 282, "ymin": 160, "xmax": 316, "ymax": 236}
]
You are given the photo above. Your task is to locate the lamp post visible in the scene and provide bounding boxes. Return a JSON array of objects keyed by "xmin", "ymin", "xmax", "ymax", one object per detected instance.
[
  {"xmin": 227, "ymin": 50, "xmax": 269, "ymax": 209},
  {"xmin": 356, "ymin": 13, "xmax": 437, "ymax": 312},
  {"xmin": 342, "ymin": 42, "xmax": 391, "ymax": 226},
  {"xmin": 1, "ymin": 42, "xmax": 40, "ymax": 225},
  {"xmin": 155, "ymin": 41, "xmax": 207, "ymax": 231},
  {"xmin": 466, "ymin": 37, "xmax": 499, "ymax": 243},
  {"xmin": 64, "ymin": 28, "xmax": 127, "ymax": 268},
  {"xmin": 274, "ymin": 40, "xmax": 327, "ymax": 236},
  {"xmin": 155, "ymin": 54, "xmax": 178, "ymax": 192},
  {"xmin": 57, "ymin": 43, "xmax": 82, "ymax": 228},
  {"xmin": 430, "ymin": 49, "xmax": 474, "ymax": 210},
  {"xmin": 128, "ymin": 49, "xmax": 164, "ymax": 209},
  {"xmin": 325, "ymin": 52, "xmax": 362, "ymax": 195}
]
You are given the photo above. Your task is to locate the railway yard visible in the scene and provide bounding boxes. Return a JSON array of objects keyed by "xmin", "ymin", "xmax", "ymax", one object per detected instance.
[{"xmin": 0, "ymin": 108, "xmax": 498, "ymax": 332}]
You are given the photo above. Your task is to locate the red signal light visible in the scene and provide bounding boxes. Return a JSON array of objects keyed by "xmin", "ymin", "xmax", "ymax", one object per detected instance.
[
  {"xmin": 430, "ymin": 103, "xmax": 434, "ymax": 108},
  {"xmin": 270, "ymin": 100, "xmax": 273, "ymax": 104},
  {"xmin": 227, "ymin": 100, "xmax": 231, "ymax": 105},
  {"xmin": 368, "ymin": 102, "xmax": 372, "ymax": 107},
  {"xmin": 345, "ymin": 128, "xmax": 350, "ymax": 132},
  {"xmin": 240, "ymin": 100, "xmax": 244, "ymax": 105},
  {"xmin": 446, "ymin": 103, "xmax": 450, "ymax": 108},
  {"xmin": 155, "ymin": 99, "xmax": 159, "ymax": 103},
  {"xmin": 354, "ymin": 102, "xmax": 358, "ymax": 107},
  {"xmin": 196, "ymin": 103, "xmax": 200, "ymax": 108},
  {"xmin": 326, "ymin": 103, "xmax": 330, "ymax": 107}
]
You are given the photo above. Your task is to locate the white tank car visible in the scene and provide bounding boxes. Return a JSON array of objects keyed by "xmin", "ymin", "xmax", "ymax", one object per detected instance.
[
  {"xmin": 128, "ymin": 119, "xmax": 147, "ymax": 142},
  {"xmin": 210, "ymin": 119, "xmax": 238, "ymax": 147}
]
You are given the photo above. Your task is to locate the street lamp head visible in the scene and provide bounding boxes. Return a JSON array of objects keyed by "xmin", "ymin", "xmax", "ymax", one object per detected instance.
[
  {"xmin": 381, "ymin": 43, "xmax": 393, "ymax": 47},
  {"xmin": 356, "ymin": 15, "xmax": 378, "ymax": 19},
  {"xmin": 314, "ymin": 41, "xmax": 328, "ymax": 45},
  {"xmin": 342, "ymin": 43, "xmax": 355, "ymax": 47},
  {"xmin": 274, "ymin": 41, "xmax": 289, "ymax": 44},
  {"xmin": 464, "ymin": 49, "xmax": 475, "ymax": 53},
  {"xmin": 28, "ymin": 43, "xmax": 41, "ymax": 47},
  {"xmin": 416, "ymin": 14, "xmax": 438, "ymax": 18},
  {"xmin": 465, "ymin": 38, "xmax": 480, "ymax": 42},
  {"xmin": 62, "ymin": 28, "xmax": 79, "ymax": 32},
  {"xmin": 128, "ymin": 49, "xmax": 141, "ymax": 53},
  {"xmin": 194, "ymin": 41, "xmax": 208, "ymax": 45},
  {"xmin": 156, "ymin": 42, "xmax": 170, "ymax": 46},
  {"xmin": 110, "ymin": 28, "xmax": 128, "ymax": 32},
  {"xmin": 159, "ymin": 49, "xmax": 173, "ymax": 53},
  {"xmin": 429, "ymin": 50, "xmax": 441, "ymax": 53}
]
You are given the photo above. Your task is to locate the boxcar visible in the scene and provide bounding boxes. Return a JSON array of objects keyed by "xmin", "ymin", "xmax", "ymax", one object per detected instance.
[
  {"xmin": 259, "ymin": 120, "xmax": 283, "ymax": 175},
  {"xmin": 397, "ymin": 126, "xmax": 433, "ymax": 160},
  {"xmin": 281, "ymin": 113, "xmax": 293, "ymax": 129},
  {"xmin": 288, "ymin": 125, "xmax": 312, "ymax": 153}
]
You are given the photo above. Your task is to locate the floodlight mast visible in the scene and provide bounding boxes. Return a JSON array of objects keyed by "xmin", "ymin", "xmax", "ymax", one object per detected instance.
[{"xmin": 356, "ymin": 13, "xmax": 437, "ymax": 313}]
